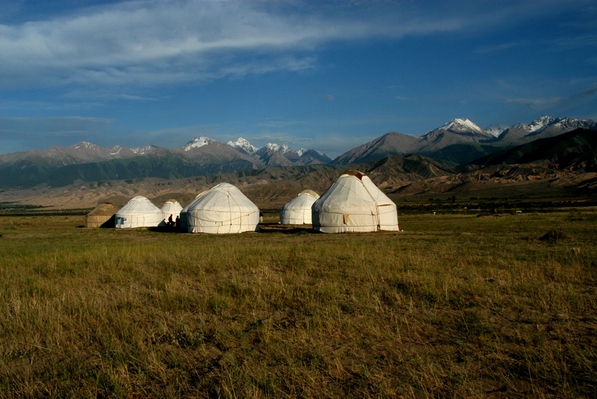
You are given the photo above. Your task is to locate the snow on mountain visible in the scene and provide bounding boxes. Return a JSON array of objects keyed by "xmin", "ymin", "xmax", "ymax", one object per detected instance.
[
  {"xmin": 266, "ymin": 143, "xmax": 280, "ymax": 152},
  {"xmin": 439, "ymin": 118, "xmax": 484, "ymax": 134},
  {"xmin": 109, "ymin": 145, "xmax": 124, "ymax": 156},
  {"xmin": 227, "ymin": 137, "xmax": 258, "ymax": 154},
  {"xmin": 510, "ymin": 116, "xmax": 597, "ymax": 137},
  {"xmin": 130, "ymin": 145, "xmax": 158, "ymax": 156},
  {"xmin": 542, "ymin": 116, "xmax": 596, "ymax": 132},
  {"xmin": 514, "ymin": 116, "xmax": 556, "ymax": 133},
  {"xmin": 73, "ymin": 141, "xmax": 100, "ymax": 150},
  {"xmin": 484, "ymin": 124, "xmax": 510, "ymax": 137},
  {"xmin": 184, "ymin": 136, "xmax": 216, "ymax": 151}
]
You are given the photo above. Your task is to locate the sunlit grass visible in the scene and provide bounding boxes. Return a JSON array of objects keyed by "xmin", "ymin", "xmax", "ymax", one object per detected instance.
[{"xmin": 0, "ymin": 211, "xmax": 596, "ymax": 397}]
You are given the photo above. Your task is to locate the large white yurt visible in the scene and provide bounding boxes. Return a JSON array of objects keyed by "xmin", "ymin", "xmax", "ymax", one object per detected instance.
[
  {"xmin": 160, "ymin": 199, "xmax": 183, "ymax": 226},
  {"xmin": 312, "ymin": 171, "xmax": 399, "ymax": 233},
  {"xmin": 280, "ymin": 190, "xmax": 320, "ymax": 225},
  {"xmin": 186, "ymin": 183, "xmax": 260, "ymax": 234},
  {"xmin": 115, "ymin": 196, "xmax": 164, "ymax": 229}
]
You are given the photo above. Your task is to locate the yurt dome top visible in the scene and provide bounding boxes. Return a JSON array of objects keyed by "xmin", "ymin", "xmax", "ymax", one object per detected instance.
[
  {"xmin": 297, "ymin": 189, "xmax": 320, "ymax": 198},
  {"xmin": 189, "ymin": 183, "xmax": 256, "ymax": 211},
  {"xmin": 161, "ymin": 199, "xmax": 183, "ymax": 213},
  {"xmin": 181, "ymin": 191, "xmax": 208, "ymax": 212},
  {"xmin": 87, "ymin": 202, "xmax": 117, "ymax": 217},
  {"xmin": 117, "ymin": 196, "xmax": 162, "ymax": 214}
]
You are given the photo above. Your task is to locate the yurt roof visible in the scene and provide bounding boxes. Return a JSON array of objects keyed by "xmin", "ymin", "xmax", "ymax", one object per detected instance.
[
  {"xmin": 161, "ymin": 199, "xmax": 183, "ymax": 214},
  {"xmin": 117, "ymin": 196, "xmax": 162, "ymax": 214},
  {"xmin": 298, "ymin": 189, "xmax": 319, "ymax": 198},
  {"xmin": 342, "ymin": 170, "xmax": 366, "ymax": 180},
  {"xmin": 187, "ymin": 183, "xmax": 258, "ymax": 212},
  {"xmin": 181, "ymin": 191, "xmax": 209, "ymax": 212},
  {"xmin": 88, "ymin": 202, "xmax": 118, "ymax": 217}
]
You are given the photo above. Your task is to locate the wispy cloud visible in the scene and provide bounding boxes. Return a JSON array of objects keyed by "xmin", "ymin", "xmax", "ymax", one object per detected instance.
[
  {"xmin": 505, "ymin": 97, "xmax": 562, "ymax": 108},
  {"xmin": 476, "ymin": 40, "xmax": 530, "ymax": 54},
  {"xmin": 0, "ymin": 0, "xmax": 508, "ymax": 91},
  {"xmin": 505, "ymin": 83, "xmax": 597, "ymax": 112}
]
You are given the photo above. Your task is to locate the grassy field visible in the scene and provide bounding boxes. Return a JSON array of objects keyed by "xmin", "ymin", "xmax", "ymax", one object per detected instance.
[{"xmin": 0, "ymin": 211, "xmax": 596, "ymax": 398}]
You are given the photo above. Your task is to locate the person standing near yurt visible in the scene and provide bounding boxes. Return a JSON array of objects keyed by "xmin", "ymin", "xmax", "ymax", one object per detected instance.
[
  {"xmin": 160, "ymin": 199, "xmax": 183, "ymax": 227},
  {"xmin": 312, "ymin": 170, "xmax": 399, "ymax": 233}
]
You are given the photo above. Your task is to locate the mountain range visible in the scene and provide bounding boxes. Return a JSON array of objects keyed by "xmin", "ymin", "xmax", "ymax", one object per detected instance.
[
  {"xmin": 0, "ymin": 136, "xmax": 331, "ymax": 188},
  {"xmin": 333, "ymin": 116, "xmax": 597, "ymax": 165},
  {"xmin": 0, "ymin": 116, "xmax": 595, "ymax": 204}
]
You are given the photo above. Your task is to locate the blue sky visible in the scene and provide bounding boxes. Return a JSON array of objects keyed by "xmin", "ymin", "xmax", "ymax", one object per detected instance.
[{"xmin": 0, "ymin": 0, "xmax": 596, "ymax": 157}]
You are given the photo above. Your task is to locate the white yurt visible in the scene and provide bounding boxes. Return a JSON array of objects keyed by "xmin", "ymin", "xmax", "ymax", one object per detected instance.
[
  {"xmin": 186, "ymin": 183, "xmax": 260, "ymax": 234},
  {"xmin": 115, "ymin": 196, "xmax": 164, "ymax": 229},
  {"xmin": 160, "ymin": 199, "xmax": 183, "ymax": 226},
  {"xmin": 312, "ymin": 171, "xmax": 399, "ymax": 233},
  {"xmin": 280, "ymin": 190, "xmax": 320, "ymax": 225}
]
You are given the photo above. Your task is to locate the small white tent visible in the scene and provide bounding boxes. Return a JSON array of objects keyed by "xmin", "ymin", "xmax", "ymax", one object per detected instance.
[
  {"xmin": 186, "ymin": 183, "xmax": 260, "ymax": 234},
  {"xmin": 280, "ymin": 190, "xmax": 320, "ymax": 225},
  {"xmin": 115, "ymin": 196, "xmax": 164, "ymax": 228},
  {"xmin": 312, "ymin": 171, "xmax": 399, "ymax": 233},
  {"xmin": 160, "ymin": 199, "xmax": 183, "ymax": 226}
]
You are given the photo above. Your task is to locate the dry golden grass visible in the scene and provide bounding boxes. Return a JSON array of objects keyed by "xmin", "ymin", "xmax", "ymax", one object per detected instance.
[{"xmin": 0, "ymin": 211, "xmax": 596, "ymax": 398}]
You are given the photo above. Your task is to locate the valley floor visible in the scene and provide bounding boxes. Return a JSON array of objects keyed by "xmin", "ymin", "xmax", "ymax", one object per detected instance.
[{"xmin": 0, "ymin": 212, "xmax": 596, "ymax": 398}]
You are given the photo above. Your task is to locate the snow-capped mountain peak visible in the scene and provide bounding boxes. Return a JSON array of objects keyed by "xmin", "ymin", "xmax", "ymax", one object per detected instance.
[
  {"xmin": 227, "ymin": 137, "xmax": 258, "ymax": 154},
  {"xmin": 516, "ymin": 115, "xmax": 557, "ymax": 133},
  {"xmin": 485, "ymin": 124, "xmax": 510, "ymax": 137},
  {"xmin": 266, "ymin": 143, "xmax": 280, "ymax": 152},
  {"xmin": 184, "ymin": 136, "xmax": 216, "ymax": 151},
  {"xmin": 130, "ymin": 145, "xmax": 157, "ymax": 155},
  {"xmin": 73, "ymin": 141, "xmax": 100, "ymax": 151},
  {"xmin": 440, "ymin": 118, "xmax": 484, "ymax": 134}
]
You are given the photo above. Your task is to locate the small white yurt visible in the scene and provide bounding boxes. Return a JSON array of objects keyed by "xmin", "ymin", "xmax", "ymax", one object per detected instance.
[
  {"xmin": 115, "ymin": 196, "xmax": 164, "ymax": 229},
  {"xmin": 86, "ymin": 202, "xmax": 118, "ymax": 228},
  {"xmin": 312, "ymin": 171, "xmax": 399, "ymax": 233},
  {"xmin": 280, "ymin": 190, "xmax": 320, "ymax": 225},
  {"xmin": 186, "ymin": 183, "xmax": 260, "ymax": 234},
  {"xmin": 160, "ymin": 199, "xmax": 183, "ymax": 226}
]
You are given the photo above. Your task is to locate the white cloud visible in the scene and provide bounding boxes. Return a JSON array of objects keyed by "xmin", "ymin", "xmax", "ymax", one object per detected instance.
[{"xmin": 0, "ymin": 0, "xmax": 484, "ymax": 90}]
